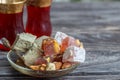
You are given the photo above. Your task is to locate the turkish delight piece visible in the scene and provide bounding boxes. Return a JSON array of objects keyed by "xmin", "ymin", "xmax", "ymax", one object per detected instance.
[
  {"xmin": 60, "ymin": 36, "xmax": 75, "ymax": 53},
  {"xmin": 42, "ymin": 38, "xmax": 60, "ymax": 56},
  {"xmin": 54, "ymin": 31, "xmax": 68, "ymax": 45},
  {"xmin": 23, "ymin": 43, "xmax": 42, "ymax": 66},
  {"xmin": 62, "ymin": 46, "xmax": 86, "ymax": 63},
  {"xmin": 11, "ymin": 33, "xmax": 37, "ymax": 52},
  {"xmin": 55, "ymin": 32, "xmax": 83, "ymax": 53}
]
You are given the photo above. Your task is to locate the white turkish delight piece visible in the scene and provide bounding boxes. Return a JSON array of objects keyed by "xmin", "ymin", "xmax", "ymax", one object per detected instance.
[
  {"xmin": 11, "ymin": 33, "xmax": 37, "ymax": 52},
  {"xmin": 23, "ymin": 43, "xmax": 42, "ymax": 66},
  {"xmin": 54, "ymin": 31, "xmax": 68, "ymax": 45},
  {"xmin": 62, "ymin": 46, "xmax": 86, "ymax": 63}
]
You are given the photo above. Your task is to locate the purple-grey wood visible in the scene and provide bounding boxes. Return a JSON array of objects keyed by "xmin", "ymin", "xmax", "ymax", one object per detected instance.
[{"xmin": 1, "ymin": 2, "xmax": 120, "ymax": 80}]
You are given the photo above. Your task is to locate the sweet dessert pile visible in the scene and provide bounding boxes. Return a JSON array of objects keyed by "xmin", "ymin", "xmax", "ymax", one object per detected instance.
[{"xmin": 12, "ymin": 32, "xmax": 86, "ymax": 71}]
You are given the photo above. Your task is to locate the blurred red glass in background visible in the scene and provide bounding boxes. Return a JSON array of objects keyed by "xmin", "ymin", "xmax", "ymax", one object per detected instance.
[
  {"xmin": 26, "ymin": 0, "xmax": 52, "ymax": 37},
  {"xmin": 0, "ymin": 0, "xmax": 25, "ymax": 50}
]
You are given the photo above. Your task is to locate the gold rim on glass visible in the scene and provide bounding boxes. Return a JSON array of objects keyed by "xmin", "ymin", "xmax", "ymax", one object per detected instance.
[
  {"xmin": 27, "ymin": 0, "xmax": 52, "ymax": 8},
  {"xmin": 0, "ymin": 0, "xmax": 26, "ymax": 14}
]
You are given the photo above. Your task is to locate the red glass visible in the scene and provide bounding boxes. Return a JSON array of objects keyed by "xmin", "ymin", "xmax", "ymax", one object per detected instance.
[
  {"xmin": 0, "ymin": 12, "xmax": 24, "ymax": 50},
  {"xmin": 26, "ymin": 5, "xmax": 52, "ymax": 37}
]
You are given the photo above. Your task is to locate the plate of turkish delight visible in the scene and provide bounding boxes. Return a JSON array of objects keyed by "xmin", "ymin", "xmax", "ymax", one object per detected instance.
[{"xmin": 7, "ymin": 32, "xmax": 86, "ymax": 77}]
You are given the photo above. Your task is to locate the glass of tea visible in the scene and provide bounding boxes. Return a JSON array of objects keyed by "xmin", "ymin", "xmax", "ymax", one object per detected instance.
[
  {"xmin": 26, "ymin": 0, "xmax": 52, "ymax": 37},
  {"xmin": 0, "ymin": 0, "xmax": 26, "ymax": 50}
]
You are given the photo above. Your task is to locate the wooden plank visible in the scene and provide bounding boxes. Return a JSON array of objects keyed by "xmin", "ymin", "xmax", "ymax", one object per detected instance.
[{"xmin": 50, "ymin": 2, "xmax": 120, "ymax": 27}]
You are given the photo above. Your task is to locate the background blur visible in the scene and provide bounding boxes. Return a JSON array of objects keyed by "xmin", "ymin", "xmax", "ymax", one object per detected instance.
[
  {"xmin": 50, "ymin": 0, "xmax": 120, "ymax": 35},
  {"xmin": 54, "ymin": 0, "xmax": 120, "ymax": 2}
]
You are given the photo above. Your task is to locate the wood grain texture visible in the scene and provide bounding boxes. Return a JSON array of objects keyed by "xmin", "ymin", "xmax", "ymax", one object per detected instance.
[{"xmin": 1, "ymin": 2, "xmax": 120, "ymax": 80}]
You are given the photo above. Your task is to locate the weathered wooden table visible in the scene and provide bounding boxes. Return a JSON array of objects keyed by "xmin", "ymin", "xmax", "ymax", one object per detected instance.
[{"xmin": 1, "ymin": 2, "xmax": 120, "ymax": 80}]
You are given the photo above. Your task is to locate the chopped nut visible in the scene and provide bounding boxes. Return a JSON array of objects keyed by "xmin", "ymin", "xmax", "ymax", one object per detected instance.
[
  {"xmin": 75, "ymin": 39, "xmax": 81, "ymax": 46},
  {"xmin": 80, "ymin": 42, "xmax": 84, "ymax": 48},
  {"xmin": 62, "ymin": 62, "xmax": 72, "ymax": 69},
  {"xmin": 46, "ymin": 63, "xmax": 56, "ymax": 71},
  {"xmin": 30, "ymin": 65, "xmax": 40, "ymax": 70},
  {"xmin": 41, "ymin": 64, "xmax": 47, "ymax": 67},
  {"xmin": 45, "ymin": 57, "xmax": 51, "ymax": 63},
  {"xmin": 30, "ymin": 63, "xmax": 47, "ymax": 71},
  {"xmin": 54, "ymin": 62, "xmax": 62, "ymax": 70},
  {"xmin": 40, "ymin": 66, "xmax": 45, "ymax": 71}
]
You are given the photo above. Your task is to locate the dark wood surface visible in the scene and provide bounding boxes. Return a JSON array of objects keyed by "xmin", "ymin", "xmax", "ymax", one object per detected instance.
[{"xmin": 1, "ymin": 2, "xmax": 120, "ymax": 80}]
